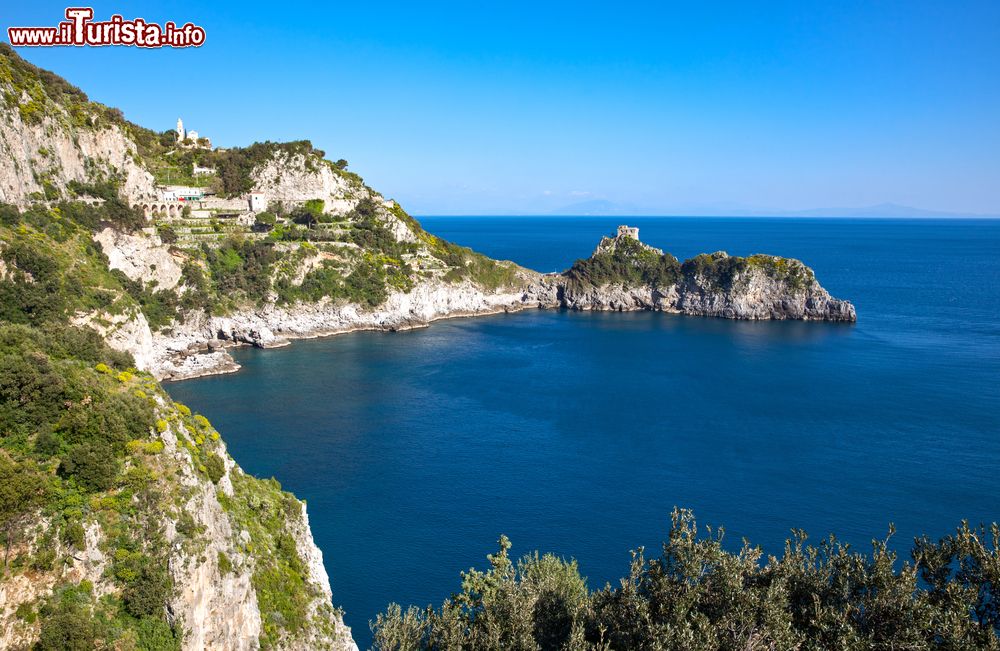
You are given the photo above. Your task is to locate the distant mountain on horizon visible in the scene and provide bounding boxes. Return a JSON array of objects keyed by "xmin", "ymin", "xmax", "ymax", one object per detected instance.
[
  {"xmin": 770, "ymin": 203, "xmax": 997, "ymax": 218},
  {"xmin": 546, "ymin": 200, "xmax": 997, "ymax": 218},
  {"xmin": 549, "ymin": 199, "xmax": 644, "ymax": 216}
]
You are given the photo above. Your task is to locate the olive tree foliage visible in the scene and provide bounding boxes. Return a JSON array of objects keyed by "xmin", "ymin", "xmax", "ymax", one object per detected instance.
[
  {"xmin": 372, "ymin": 509, "xmax": 1000, "ymax": 651},
  {"xmin": 373, "ymin": 535, "xmax": 591, "ymax": 651}
]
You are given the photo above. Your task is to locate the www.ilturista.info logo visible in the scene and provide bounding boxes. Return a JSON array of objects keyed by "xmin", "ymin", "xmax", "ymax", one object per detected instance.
[{"xmin": 7, "ymin": 8, "xmax": 206, "ymax": 48}]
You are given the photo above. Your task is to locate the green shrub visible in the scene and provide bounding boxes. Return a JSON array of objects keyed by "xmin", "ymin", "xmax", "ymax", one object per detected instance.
[
  {"xmin": 131, "ymin": 615, "xmax": 182, "ymax": 650},
  {"xmin": 680, "ymin": 252, "xmax": 746, "ymax": 291},
  {"xmin": 0, "ymin": 452, "xmax": 47, "ymax": 568},
  {"xmin": 203, "ymin": 238, "xmax": 279, "ymax": 304},
  {"xmin": 62, "ymin": 520, "xmax": 85, "ymax": 549},
  {"xmin": 15, "ymin": 601, "xmax": 36, "ymax": 623},
  {"xmin": 59, "ymin": 442, "xmax": 118, "ymax": 492},
  {"xmin": 204, "ymin": 453, "xmax": 225, "ymax": 484},
  {"xmin": 566, "ymin": 237, "xmax": 680, "ymax": 289},
  {"xmin": 218, "ymin": 551, "xmax": 233, "ymax": 576},
  {"xmin": 179, "ymin": 261, "xmax": 211, "ymax": 312},
  {"xmin": 157, "ymin": 224, "xmax": 178, "ymax": 244},
  {"xmin": 175, "ymin": 511, "xmax": 201, "ymax": 538},
  {"xmin": 303, "ymin": 199, "xmax": 325, "ymax": 216},
  {"xmin": 345, "ymin": 259, "xmax": 388, "ymax": 307},
  {"xmin": 37, "ymin": 584, "xmax": 106, "ymax": 651},
  {"xmin": 0, "ymin": 203, "xmax": 19, "ymax": 226},
  {"xmin": 122, "ymin": 562, "xmax": 172, "ymax": 618},
  {"xmin": 254, "ymin": 211, "xmax": 277, "ymax": 231}
]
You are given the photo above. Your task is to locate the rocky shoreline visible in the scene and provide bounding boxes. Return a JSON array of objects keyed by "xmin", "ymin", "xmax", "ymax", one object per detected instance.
[
  {"xmin": 152, "ymin": 279, "xmax": 553, "ymax": 380},
  {"xmin": 151, "ymin": 253, "xmax": 855, "ymax": 382}
]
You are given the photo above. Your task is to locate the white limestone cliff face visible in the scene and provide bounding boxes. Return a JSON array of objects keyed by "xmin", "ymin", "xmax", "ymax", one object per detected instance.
[
  {"xmin": 94, "ymin": 227, "xmax": 184, "ymax": 289},
  {"xmin": 0, "ymin": 106, "xmax": 157, "ymax": 206},
  {"xmin": 250, "ymin": 151, "xmax": 418, "ymax": 243},
  {"xmin": 71, "ymin": 307, "xmax": 158, "ymax": 372},
  {"xmin": 672, "ymin": 254, "xmax": 856, "ymax": 321},
  {"xmin": 165, "ymin": 428, "xmax": 263, "ymax": 651},
  {"xmin": 559, "ymin": 283, "xmax": 675, "ymax": 312},
  {"xmin": 0, "ymin": 399, "xmax": 357, "ymax": 651},
  {"xmin": 251, "ymin": 153, "xmax": 360, "ymax": 216}
]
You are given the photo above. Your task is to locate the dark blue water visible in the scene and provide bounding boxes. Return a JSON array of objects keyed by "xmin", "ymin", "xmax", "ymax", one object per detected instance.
[{"xmin": 167, "ymin": 217, "xmax": 1000, "ymax": 648}]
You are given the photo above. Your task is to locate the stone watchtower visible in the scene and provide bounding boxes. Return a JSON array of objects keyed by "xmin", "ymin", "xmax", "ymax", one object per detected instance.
[
  {"xmin": 617, "ymin": 225, "xmax": 639, "ymax": 240},
  {"xmin": 176, "ymin": 118, "xmax": 185, "ymax": 143}
]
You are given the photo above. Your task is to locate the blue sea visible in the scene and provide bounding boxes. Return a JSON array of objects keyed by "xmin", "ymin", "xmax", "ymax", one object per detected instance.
[{"xmin": 166, "ymin": 217, "xmax": 1000, "ymax": 648}]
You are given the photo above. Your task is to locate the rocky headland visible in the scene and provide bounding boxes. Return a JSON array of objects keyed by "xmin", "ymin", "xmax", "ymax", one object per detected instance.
[{"xmin": 141, "ymin": 224, "xmax": 854, "ymax": 381}]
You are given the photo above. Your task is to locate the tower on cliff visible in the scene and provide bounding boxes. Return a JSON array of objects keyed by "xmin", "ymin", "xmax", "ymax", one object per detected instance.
[
  {"xmin": 617, "ymin": 225, "xmax": 639, "ymax": 240},
  {"xmin": 176, "ymin": 118, "xmax": 185, "ymax": 142}
]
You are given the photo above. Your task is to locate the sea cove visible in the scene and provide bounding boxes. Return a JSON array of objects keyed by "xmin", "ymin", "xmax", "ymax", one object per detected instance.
[{"xmin": 167, "ymin": 216, "xmax": 1000, "ymax": 647}]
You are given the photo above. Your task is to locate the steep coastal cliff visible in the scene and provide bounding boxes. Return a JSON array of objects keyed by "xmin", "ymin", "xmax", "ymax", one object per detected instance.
[
  {"xmin": 0, "ymin": 45, "xmax": 853, "ymax": 650},
  {"xmin": 0, "ymin": 46, "xmax": 356, "ymax": 650}
]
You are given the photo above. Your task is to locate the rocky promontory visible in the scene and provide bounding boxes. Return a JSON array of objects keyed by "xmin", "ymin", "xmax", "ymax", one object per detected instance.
[{"xmin": 552, "ymin": 226, "xmax": 856, "ymax": 321}]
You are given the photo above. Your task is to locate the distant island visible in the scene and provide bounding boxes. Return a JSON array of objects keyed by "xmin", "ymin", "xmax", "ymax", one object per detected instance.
[{"xmin": 548, "ymin": 199, "xmax": 997, "ymax": 218}]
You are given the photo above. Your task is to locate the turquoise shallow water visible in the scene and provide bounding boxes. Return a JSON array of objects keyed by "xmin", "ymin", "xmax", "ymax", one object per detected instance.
[{"xmin": 167, "ymin": 217, "xmax": 1000, "ymax": 647}]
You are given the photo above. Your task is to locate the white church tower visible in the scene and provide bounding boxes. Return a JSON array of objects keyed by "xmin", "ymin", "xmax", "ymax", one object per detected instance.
[{"xmin": 176, "ymin": 118, "xmax": 185, "ymax": 143}]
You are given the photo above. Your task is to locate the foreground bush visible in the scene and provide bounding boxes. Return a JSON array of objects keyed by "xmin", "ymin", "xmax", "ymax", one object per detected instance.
[{"xmin": 371, "ymin": 509, "xmax": 1000, "ymax": 651}]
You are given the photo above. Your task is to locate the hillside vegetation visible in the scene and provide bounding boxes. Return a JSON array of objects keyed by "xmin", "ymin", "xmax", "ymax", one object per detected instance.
[
  {"xmin": 565, "ymin": 236, "xmax": 812, "ymax": 295},
  {"xmin": 372, "ymin": 510, "xmax": 1000, "ymax": 651},
  {"xmin": 0, "ymin": 198, "xmax": 348, "ymax": 648}
]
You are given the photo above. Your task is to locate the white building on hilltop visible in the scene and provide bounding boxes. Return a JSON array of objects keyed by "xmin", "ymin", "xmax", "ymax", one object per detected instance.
[{"xmin": 176, "ymin": 118, "xmax": 210, "ymax": 147}]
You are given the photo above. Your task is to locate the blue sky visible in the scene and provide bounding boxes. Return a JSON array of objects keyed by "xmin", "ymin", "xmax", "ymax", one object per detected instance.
[{"xmin": 3, "ymin": 1, "xmax": 999, "ymax": 215}]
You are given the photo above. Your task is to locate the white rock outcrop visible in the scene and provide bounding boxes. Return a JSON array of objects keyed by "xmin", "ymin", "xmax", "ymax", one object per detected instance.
[
  {"xmin": 94, "ymin": 227, "xmax": 184, "ymax": 289},
  {"xmin": 0, "ymin": 109, "xmax": 157, "ymax": 206},
  {"xmin": 251, "ymin": 153, "xmax": 357, "ymax": 216},
  {"xmin": 72, "ymin": 307, "xmax": 157, "ymax": 371}
]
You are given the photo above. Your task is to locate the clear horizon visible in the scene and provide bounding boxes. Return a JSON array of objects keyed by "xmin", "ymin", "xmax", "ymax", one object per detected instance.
[{"xmin": 3, "ymin": 1, "xmax": 999, "ymax": 216}]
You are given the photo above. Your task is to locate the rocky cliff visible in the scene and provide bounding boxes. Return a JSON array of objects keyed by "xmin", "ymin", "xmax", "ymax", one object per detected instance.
[
  {"xmin": 0, "ymin": 363, "xmax": 357, "ymax": 651},
  {"xmin": 0, "ymin": 45, "xmax": 157, "ymax": 206},
  {"xmin": 0, "ymin": 45, "xmax": 358, "ymax": 651}
]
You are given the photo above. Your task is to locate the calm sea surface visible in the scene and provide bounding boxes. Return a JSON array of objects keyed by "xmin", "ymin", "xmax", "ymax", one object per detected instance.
[{"xmin": 167, "ymin": 217, "xmax": 1000, "ymax": 647}]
